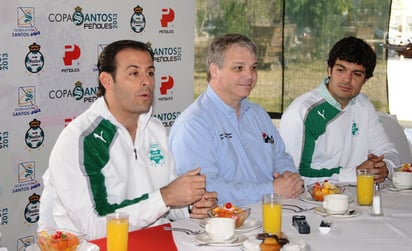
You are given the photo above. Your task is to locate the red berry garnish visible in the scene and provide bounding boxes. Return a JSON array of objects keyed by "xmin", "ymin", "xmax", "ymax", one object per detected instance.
[
  {"xmin": 224, "ymin": 202, "xmax": 232, "ymax": 209},
  {"xmin": 52, "ymin": 231, "xmax": 62, "ymax": 239}
]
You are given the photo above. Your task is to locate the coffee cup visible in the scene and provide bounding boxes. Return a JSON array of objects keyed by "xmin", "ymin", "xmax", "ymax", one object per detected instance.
[
  {"xmin": 205, "ymin": 217, "xmax": 235, "ymax": 241},
  {"xmin": 392, "ymin": 171, "xmax": 412, "ymax": 189},
  {"xmin": 323, "ymin": 194, "xmax": 349, "ymax": 214}
]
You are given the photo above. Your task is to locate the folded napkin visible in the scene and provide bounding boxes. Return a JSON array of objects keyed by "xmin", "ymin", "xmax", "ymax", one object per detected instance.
[{"xmin": 90, "ymin": 223, "xmax": 178, "ymax": 251}]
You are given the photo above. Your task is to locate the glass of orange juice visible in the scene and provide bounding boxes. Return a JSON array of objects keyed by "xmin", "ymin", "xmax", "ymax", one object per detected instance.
[
  {"xmin": 262, "ymin": 193, "xmax": 282, "ymax": 235},
  {"xmin": 106, "ymin": 212, "xmax": 129, "ymax": 251},
  {"xmin": 357, "ymin": 169, "xmax": 374, "ymax": 206}
]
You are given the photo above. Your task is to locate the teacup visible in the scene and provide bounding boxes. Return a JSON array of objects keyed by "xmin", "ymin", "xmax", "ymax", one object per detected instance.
[
  {"xmin": 205, "ymin": 217, "xmax": 235, "ymax": 241},
  {"xmin": 392, "ymin": 171, "xmax": 412, "ymax": 189},
  {"xmin": 323, "ymin": 194, "xmax": 349, "ymax": 215}
]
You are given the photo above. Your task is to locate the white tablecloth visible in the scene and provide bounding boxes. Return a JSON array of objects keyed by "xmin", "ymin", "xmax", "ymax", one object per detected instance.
[{"xmin": 171, "ymin": 185, "xmax": 412, "ymax": 251}]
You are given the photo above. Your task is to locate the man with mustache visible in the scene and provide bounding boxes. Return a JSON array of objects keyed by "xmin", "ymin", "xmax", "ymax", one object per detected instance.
[{"xmin": 38, "ymin": 40, "xmax": 217, "ymax": 240}]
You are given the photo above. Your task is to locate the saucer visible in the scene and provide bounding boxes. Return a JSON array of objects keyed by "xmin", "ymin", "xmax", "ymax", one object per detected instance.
[
  {"xmin": 26, "ymin": 241, "xmax": 99, "ymax": 251},
  {"xmin": 298, "ymin": 191, "xmax": 354, "ymax": 205},
  {"xmin": 241, "ymin": 236, "xmax": 310, "ymax": 251},
  {"xmin": 195, "ymin": 233, "xmax": 248, "ymax": 246},
  {"xmin": 313, "ymin": 207, "xmax": 361, "ymax": 218},
  {"xmin": 199, "ymin": 218, "xmax": 262, "ymax": 233},
  {"xmin": 389, "ymin": 184, "xmax": 412, "ymax": 190}
]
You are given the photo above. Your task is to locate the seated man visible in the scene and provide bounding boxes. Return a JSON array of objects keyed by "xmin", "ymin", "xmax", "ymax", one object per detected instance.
[
  {"xmin": 279, "ymin": 36, "xmax": 400, "ymax": 185},
  {"xmin": 38, "ymin": 40, "xmax": 217, "ymax": 240},
  {"xmin": 169, "ymin": 34, "xmax": 304, "ymax": 206}
]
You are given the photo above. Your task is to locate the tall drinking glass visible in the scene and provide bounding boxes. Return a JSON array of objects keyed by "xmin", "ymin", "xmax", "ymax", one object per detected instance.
[
  {"xmin": 106, "ymin": 212, "xmax": 129, "ymax": 251},
  {"xmin": 262, "ymin": 193, "xmax": 282, "ymax": 235},
  {"xmin": 357, "ymin": 169, "xmax": 374, "ymax": 206}
]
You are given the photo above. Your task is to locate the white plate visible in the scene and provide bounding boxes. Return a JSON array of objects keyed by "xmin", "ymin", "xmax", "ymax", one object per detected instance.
[
  {"xmin": 26, "ymin": 241, "xmax": 99, "ymax": 251},
  {"xmin": 298, "ymin": 191, "xmax": 354, "ymax": 205},
  {"xmin": 194, "ymin": 233, "xmax": 248, "ymax": 246},
  {"xmin": 199, "ymin": 218, "xmax": 262, "ymax": 233},
  {"xmin": 386, "ymin": 184, "xmax": 412, "ymax": 191},
  {"xmin": 241, "ymin": 236, "xmax": 310, "ymax": 251},
  {"xmin": 313, "ymin": 206, "xmax": 361, "ymax": 218}
]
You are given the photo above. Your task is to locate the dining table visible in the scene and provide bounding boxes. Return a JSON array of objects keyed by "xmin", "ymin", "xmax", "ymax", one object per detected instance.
[
  {"xmin": 86, "ymin": 182, "xmax": 412, "ymax": 251},
  {"xmin": 28, "ymin": 182, "xmax": 412, "ymax": 251}
]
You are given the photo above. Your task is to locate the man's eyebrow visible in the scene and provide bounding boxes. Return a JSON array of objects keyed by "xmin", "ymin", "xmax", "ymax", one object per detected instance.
[
  {"xmin": 335, "ymin": 63, "xmax": 365, "ymax": 73},
  {"xmin": 126, "ymin": 65, "xmax": 155, "ymax": 70}
]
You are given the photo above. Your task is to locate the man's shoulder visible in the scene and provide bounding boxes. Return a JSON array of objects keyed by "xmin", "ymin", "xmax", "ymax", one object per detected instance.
[
  {"xmin": 175, "ymin": 96, "xmax": 214, "ymax": 124},
  {"xmin": 286, "ymin": 89, "xmax": 322, "ymax": 111}
]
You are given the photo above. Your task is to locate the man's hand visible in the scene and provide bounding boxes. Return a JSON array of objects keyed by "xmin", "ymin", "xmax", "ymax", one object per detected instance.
[
  {"xmin": 189, "ymin": 191, "xmax": 218, "ymax": 219},
  {"xmin": 160, "ymin": 168, "xmax": 206, "ymax": 207},
  {"xmin": 357, "ymin": 154, "xmax": 388, "ymax": 183},
  {"xmin": 273, "ymin": 171, "xmax": 305, "ymax": 199}
]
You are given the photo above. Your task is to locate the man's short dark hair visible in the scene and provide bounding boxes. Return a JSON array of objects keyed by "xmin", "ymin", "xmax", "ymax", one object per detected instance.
[
  {"xmin": 97, "ymin": 40, "xmax": 154, "ymax": 97},
  {"xmin": 327, "ymin": 36, "xmax": 376, "ymax": 79}
]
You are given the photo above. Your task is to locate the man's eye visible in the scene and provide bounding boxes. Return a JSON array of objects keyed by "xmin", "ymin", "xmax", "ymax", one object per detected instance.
[
  {"xmin": 148, "ymin": 71, "xmax": 155, "ymax": 77},
  {"xmin": 233, "ymin": 66, "xmax": 243, "ymax": 72}
]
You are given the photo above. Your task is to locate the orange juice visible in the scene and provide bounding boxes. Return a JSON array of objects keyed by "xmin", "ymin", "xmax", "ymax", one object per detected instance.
[
  {"xmin": 107, "ymin": 213, "xmax": 129, "ymax": 251},
  {"xmin": 357, "ymin": 170, "xmax": 374, "ymax": 206},
  {"xmin": 262, "ymin": 194, "xmax": 282, "ymax": 235}
]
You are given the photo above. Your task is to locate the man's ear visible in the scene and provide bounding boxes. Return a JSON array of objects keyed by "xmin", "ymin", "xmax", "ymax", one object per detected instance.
[
  {"xmin": 327, "ymin": 66, "xmax": 332, "ymax": 77},
  {"xmin": 210, "ymin": 63, "xmax": 219, "ymax": 78},
  {"xmin": 99, "ymin": 72, "xmax": 112, "ymax": 90}
]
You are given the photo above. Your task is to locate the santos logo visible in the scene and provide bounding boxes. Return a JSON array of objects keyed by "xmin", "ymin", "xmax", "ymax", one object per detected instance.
[{"xmin": 63, "ymin": 44, "xmax": 80, "ymax": 66}]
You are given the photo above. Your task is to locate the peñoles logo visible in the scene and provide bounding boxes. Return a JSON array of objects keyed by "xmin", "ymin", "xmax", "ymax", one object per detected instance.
[
  {"xmin": 160, "ymin": 75, "xmax": 174, "ymax": 95},
  {"xmin": 62, "ymin": 44, "xmax": 81, "ymax": 73},
  {"xmin": 159, "ymin": 8, "xmax": 175, "ymax": 34},
  {"xmin": 63, "ymin": 44, "xmax": 81, "ymax": 66}
]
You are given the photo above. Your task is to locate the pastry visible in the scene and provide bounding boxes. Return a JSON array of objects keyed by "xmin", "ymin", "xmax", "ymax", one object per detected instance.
[{"xmin": 259, "ymin": 236, "xmax": 281, "ymax": 251}]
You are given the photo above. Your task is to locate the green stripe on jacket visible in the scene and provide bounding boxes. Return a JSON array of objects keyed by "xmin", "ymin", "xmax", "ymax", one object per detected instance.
[
  {"xmin": 300, "ymin": 101, "xmax": 342, "ymax": 178},
  {"xmin": 82, "ymin": 117, "xmax": 149, "ymax": 216}
]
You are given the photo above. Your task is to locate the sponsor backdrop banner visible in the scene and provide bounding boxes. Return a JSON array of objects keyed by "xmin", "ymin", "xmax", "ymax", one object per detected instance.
[{"xmin": 0, "ymin": 1, "xmax": 194, "ymax": 249}]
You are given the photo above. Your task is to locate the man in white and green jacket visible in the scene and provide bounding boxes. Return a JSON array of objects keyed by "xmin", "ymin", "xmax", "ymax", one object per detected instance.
[
  {"xmin": 279, "ymin": 36, "xmax": 400, "ymax": 185},
  {"xmin": 38, "ymin": 40, "xmax": 217, "ymax": 240}
]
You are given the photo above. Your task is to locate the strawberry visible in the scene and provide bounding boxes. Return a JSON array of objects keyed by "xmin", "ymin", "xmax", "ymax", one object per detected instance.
[
  {"xmin": 224, "ymin": 202, "xmax": 232, "ymax": 209},
  {"xmin": 52, "ymin": 231, "xmax": 62, "ymax": 239}
]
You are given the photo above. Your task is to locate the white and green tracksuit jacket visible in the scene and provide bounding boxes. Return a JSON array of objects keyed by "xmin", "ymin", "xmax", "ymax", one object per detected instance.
[
  {"xmin": 279, "ymin": 78, "xmax": 400, "ymax": 185},
  {"xmin": 38, "ymin": 97, "xmax": 187, "ymax": 240}
]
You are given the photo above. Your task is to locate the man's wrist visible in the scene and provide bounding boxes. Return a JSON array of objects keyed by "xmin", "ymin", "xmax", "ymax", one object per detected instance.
[{"xmin": 160, "ymin": 186, "xmax": 170, "ymax": 207}]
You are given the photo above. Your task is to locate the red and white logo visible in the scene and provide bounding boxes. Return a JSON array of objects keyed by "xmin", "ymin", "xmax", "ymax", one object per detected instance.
[
  {"xmin": 160, "ymin": 75, "xmax": 174, "ymax": 95},
  {"xmin": 63, "ymin": 44, "xmax": 81, "ymax": 66},
  {"xmin": 160, "ymin": 8, "xmax": 174, "ymax": 28}
]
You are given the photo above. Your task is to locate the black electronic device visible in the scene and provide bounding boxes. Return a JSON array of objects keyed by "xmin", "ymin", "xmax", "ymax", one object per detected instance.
[{"xmin": 292, "ymin": 215, "xmax": 310, "ymax": 234}]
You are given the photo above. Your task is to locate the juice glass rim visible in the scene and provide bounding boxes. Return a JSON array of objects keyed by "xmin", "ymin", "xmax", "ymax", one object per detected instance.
[
  {"xmin": 356, "ymin": 169, "xmax": 373, "ymax": 176},
  {"xmin": 107, "ymin": 212, "xmax": 129, "ymax": 220}
]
